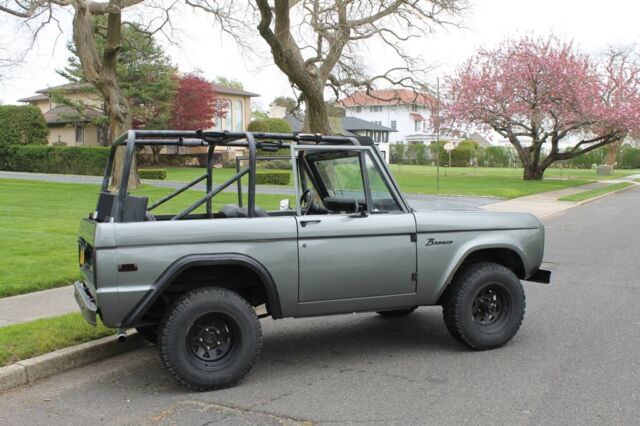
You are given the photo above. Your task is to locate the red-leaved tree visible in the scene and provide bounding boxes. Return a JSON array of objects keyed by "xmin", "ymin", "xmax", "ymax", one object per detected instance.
[
  {"xmin": 170, "ymin": 73, "xmax": 226, "ymax": 130},
  {"xmin": 445, "ymin": 36, "xmax": 640, "ymax": 180}
]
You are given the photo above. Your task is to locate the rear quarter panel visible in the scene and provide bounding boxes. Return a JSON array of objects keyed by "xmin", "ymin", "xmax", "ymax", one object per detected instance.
[{"xmin": 104, "ymin": 216, "xmax": 298, "ymax": 327}]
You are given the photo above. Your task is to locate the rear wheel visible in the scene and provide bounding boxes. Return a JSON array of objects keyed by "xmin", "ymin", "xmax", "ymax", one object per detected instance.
[
  {"xmin": 158, "ymin": 287, "xmax": 262, "ymax": 391},
  {"xmin": 441, "ymin": 262, "xmax": 525, "ymax": 350},
  {"xmin": 376, "ymin": 307, "xmax": 417, "ymax": 317}
]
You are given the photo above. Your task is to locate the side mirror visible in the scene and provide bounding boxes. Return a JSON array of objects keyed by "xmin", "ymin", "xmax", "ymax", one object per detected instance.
[{"xmin": 279, "ymin": 199, "xmax": 290, "ymax": 211}]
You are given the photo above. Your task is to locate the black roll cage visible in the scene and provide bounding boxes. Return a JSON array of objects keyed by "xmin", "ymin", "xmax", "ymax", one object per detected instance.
[{"xmin": 101, "ymin": 129, "xmax": 380, "ymax": 222}]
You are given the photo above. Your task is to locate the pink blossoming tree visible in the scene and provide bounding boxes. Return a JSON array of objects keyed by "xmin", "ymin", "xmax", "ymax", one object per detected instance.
[{"xmin": 445, "ymin": 36, "xmax": 640, "ymax": 180}]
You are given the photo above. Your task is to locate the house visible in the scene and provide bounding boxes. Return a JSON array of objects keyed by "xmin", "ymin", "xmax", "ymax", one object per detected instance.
[
  {"xmin": 18, "ymin": 82, "xmax": 259, "ymax": 147},
  {"xmin": 341, "ymin": 89, "xmax": 438, "ymax": 144},
  {"xmin": 273, "ymin": 109, "xmax": 395, "ymax": 162},
  {"xmin": 18, "ymin": 83, "xmax": 105, "ymax": 146}
]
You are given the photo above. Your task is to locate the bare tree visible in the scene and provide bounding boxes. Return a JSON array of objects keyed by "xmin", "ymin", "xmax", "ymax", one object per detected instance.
[
  {"xmin": 0, "ymin": 0, "xmax": 177, "ymax": 187},
  {"xmin": 190, "ymin": 0, "xmax": 466, "ymax": 133}
]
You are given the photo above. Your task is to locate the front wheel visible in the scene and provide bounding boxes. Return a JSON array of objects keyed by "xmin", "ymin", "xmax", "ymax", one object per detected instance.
[
  {"xmin": 441, "ymin": 262, "xmax": 525, "ymax": 350},
  {"xmin": 158, "ymin": 287, "xmax": 262, "ymax": 391}
]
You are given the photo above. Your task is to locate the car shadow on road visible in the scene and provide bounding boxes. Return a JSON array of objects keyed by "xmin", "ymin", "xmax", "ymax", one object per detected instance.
[{"xmin": 89, "ymin": 307, "xmax": 465, "ymax": 396}]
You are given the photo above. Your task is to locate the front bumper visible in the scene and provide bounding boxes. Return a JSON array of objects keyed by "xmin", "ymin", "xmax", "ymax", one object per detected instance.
[{"xmin": 73, "ymin": 280, "xmax": 97, "ymax": 326}]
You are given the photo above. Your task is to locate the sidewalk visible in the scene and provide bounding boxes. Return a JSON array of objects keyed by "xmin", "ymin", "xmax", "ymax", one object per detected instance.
[
  {"xmin": 483, "ymin": 175, "xmax": 640, "ymax": 218},
  {"xmin": 0, "ymin": 286, "xmax": 75, "ymax": 327}
]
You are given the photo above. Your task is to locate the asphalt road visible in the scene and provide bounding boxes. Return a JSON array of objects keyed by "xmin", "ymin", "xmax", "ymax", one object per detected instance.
[
  {"xmin": 0, "ymin": 171, "xmax": 497, "ymax": 211},
  {"xmin": 1, "ymin": 188, "xmax": 639, "ymax": 425}
]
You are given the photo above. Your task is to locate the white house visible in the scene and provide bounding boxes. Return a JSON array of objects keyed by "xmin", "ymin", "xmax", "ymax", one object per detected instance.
[{"xmin": 341, "ymin": 89, "xmax": 459, "ymax": 145}]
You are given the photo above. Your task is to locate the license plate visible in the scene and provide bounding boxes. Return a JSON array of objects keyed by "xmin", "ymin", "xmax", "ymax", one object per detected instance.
[{"xmin": 79, "ymin": 248, "xmax": 85, "ymax": 266}]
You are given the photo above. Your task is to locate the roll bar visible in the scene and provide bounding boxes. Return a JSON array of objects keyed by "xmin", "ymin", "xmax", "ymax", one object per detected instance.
[{"xmin": 100, "ymin": 130, "xmax": 368, "ymax": 222}]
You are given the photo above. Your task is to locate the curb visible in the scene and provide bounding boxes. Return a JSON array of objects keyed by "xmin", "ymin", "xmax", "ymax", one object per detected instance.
[{"xmin": 0, "ymin": 332, "xmax": 147, "ymax": 393}]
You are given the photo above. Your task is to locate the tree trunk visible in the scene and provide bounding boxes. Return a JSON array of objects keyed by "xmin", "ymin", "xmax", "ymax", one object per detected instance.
[
  {"xmin": 522, "ymin": 164, "xmax": 545, "ymax": 180},
  {"xmin": 71, "ymin": 1, "xmax": 139, "ymax": 190},
  {"xmin": 605, "ymin": 140, "xmax": 622, "ymax": 166},
  {"xmin": 302, "ymin": 86, "xmax": 331, "ymax": 134}
]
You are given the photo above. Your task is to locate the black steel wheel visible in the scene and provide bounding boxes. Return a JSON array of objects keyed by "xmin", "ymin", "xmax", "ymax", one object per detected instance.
[
  {"xmin": 376, "ymin": 306, "xmax": 418, "ymax": 317},
  {"xmin": 441, "ymin": 262, "xmax": 525, "ymax": 350},
  {"xmin": 158, "ymin": 287, "xmax": 262, "ymax": 391}
]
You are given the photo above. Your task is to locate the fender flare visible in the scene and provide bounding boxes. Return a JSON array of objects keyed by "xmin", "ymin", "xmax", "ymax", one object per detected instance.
[{"xmin": 121, "ymin": 253, "xmax": 282, "ymax": 327}]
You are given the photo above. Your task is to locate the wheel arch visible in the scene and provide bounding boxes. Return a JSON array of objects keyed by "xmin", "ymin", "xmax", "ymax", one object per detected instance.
[
  {"xmin": 434, "ymin": 243, "xmax": 527, "ymax": 305},
  {"xmin": 121, "ymin": 253, "xmax": 282, "ymax": 327}
]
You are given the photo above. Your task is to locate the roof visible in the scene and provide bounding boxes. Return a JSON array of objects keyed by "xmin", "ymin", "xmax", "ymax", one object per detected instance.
[
  {"xmin": 409, "ymin": 112, "xmax": 425, "ymax": 121},
  {"xmin": 43, "ymin": 105, "xmax": 103, "ymax": 124},
  {"xmin": 342, "ymin": 116, "xmax": 395, "ymax": 132},
  {"xmin": 341, "ymin": 89, "xmax": 435, "ymax": 107},
  {"xmin": 211, "ymin": 83, "xmax": 259, "ymax": 98},
  {"xmin": 284, "ymin": 114, "xmax": 395, "ymax": 134},
  {"xmin": 36, "ymin": 82, "xmax": 94, "ymax": 95},
  {"xmin": 32, "ymin": 81, "xmax": 260, "ymax": 98},
  {"xmin": 17, "ymin": 94, "xmax": 49, "ymax": 103}
]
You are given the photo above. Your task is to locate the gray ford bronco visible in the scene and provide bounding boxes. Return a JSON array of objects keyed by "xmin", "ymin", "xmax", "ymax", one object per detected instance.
[{"xmin": 74, "ymin": 130, "xmax": 551, "ymax": 391}]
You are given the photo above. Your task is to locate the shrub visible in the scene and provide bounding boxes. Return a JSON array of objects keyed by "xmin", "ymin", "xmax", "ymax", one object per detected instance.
[
  {"xmin": 139, "ymin": 169, "xmax": 167, "ymax": 180},
  {"xmin": 0, "ymin": 105, "xmax": 49, "ymax": 148},
  {"xmin": 255, "ymin": 171, "xmax": 290, "ymax": 185},
  {"xmin": 51, "ymin": 141, "xmax": 68, "ymax": 147},
  {"xmin": 0, "ymin": 145, "xmax": 109, "ymax": 175},
  {"xmin": 247, "ymin": 118, "xmax": 292, "ymax": 134},
  {"xmin": 620, "ymin": 147, "xmax": 640, "ymax": 169}
]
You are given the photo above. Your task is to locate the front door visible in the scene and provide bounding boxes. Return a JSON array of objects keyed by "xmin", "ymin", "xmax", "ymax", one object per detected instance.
[{"xmin": 296, "ymin": 148, "xmax": 417, "ymax": 308}]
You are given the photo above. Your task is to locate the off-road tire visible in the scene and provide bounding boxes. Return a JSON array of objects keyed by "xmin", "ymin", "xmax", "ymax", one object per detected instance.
[
  {"xmin": 376, "ymin": 307, "xmax": 418, "ymax": 317},
  {"xmin": 135, "ymin": 326, "xmax": 157, "ymax": 344},
  {"xmin": 441, "ymin": 262, "xmax": 525, "ymax": 350},
  {"xmin": 158, "ymin": 287, "xmax": 262, "ymax": 391}
]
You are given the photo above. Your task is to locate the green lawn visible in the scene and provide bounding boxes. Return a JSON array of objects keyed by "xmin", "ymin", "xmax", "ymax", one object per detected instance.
[
  {"xmin": 558, "ymin": 182, "xmax": 634, "ymax": 202},
  {"xmin": 0, "ymin": 179, "xmax": 295, "ymax": 298},
  {"xmin": 162, "ymin": 166, "xmax": 596, "ymax": 199},
  {"xmin": 0, "ymin": 313, "xmax": 112, "ymax": 367}
]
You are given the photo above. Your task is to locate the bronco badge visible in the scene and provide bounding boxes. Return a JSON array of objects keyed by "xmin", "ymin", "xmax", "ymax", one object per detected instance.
[{"xmin": 425, "ymin": 237, "xmax": 453, "ymax": 246}]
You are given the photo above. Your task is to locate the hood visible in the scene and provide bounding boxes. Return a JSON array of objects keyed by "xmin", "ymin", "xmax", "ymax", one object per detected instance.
[{"xmin": 413, "ymin": 210, "xmax": 541, "ymax": 233}]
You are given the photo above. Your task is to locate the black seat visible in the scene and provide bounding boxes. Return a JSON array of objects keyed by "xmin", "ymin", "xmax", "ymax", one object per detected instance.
[{"xmin": 217, "ymin": 204, "xmax": 268, "ymax": 218}]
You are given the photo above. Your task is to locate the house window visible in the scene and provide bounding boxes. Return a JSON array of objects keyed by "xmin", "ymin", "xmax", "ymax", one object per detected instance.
[
  {"xmin": 414, "ymin": 120, "xmax": 421, "ymax": 131},
  {"xmin": 356, "ymin": 106, "xmax": 362, "ymax": 113},
  {"xmin": 221, "ymin": 99, "xmax": 233, "ymax": 131},
  {"xmin": 234, "ymin": 100, "xmax": 244, "ymax": 131},
  {"xmin": 383, "ymin": 132, "xmax": 388, "ymax": 142},
  {"xmin": 390, "ymin": 120, "xmax": 397, "ymax": 130},
  {"xmin": 411, "ymin": 104, "xmax": 419, "ymax": 112},
  {"xmin": 370, "ymin": 105, "xmax": 382, "ymax": 112},
  {"xmin": 75, "ymin": 125, "xmax": 84, "ymax": 145}
]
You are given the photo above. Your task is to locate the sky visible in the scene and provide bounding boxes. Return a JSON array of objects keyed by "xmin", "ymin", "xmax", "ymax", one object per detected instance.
[{"xmin": 1, "ymin": 0, "xmax": 639, "ymax": 109}]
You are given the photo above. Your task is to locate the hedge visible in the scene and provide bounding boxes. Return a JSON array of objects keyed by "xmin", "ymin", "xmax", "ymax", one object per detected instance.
[
  {"xmin": 0, "ymin": 105, "xmax": 49, "ymax": 148},
  {"xmin": 247, "ymin": 118, "xmax": 292, "ymax": 134},
  {"xmin": 256, "ymin": 171, "xmax": 290, "ymax": 185},
  {"xmin": 139, "ymin": 168, "xmax": 167, "ymax": 180},
  {"xmin": 0, "ymin": 145, "xmax": 109, "ymax": 176}
]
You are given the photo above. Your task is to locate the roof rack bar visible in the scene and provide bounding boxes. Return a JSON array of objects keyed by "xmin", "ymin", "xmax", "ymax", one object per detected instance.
[
  {"xmin": 246, "ymin": 132, "xmax": 257, "ymax": 218},
  {"xmin": 171, "ymin": 168, "xmax": 250, "ymax": 220},
  {"xmin": 148, "ymin": 173, "xmax": 208, "ymax": 211}
]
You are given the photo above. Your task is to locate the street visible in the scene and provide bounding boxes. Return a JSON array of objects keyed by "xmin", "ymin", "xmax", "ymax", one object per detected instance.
[{"xmin": 1, "ymin": 187, "xmax": 639, "ymax": 425}]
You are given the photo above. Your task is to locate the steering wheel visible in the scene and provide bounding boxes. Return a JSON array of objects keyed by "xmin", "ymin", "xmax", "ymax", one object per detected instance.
[{"xmin": 299, "ymin": 188, "xmax": 314, "ymax": 215}]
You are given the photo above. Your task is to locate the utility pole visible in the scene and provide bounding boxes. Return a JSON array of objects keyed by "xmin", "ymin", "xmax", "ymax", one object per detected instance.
[{"xmin": 436, "ymin": 77, "xmax": 440, "ymax": 192}]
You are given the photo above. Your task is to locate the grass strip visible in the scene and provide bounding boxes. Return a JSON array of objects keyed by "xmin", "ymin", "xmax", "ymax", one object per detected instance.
[
  {"xmin": 558, "ymin": 182, "xmax": 633, "ymax": 202},
  {"xmin": 0, "ymin": 313, "xmax": 111, "ymax": 367}
]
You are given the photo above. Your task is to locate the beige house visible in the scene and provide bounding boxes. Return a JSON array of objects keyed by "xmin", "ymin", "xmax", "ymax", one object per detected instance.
[{"xmin": 19, "ymin": 82, "xmax": 259, "ymax": 147}]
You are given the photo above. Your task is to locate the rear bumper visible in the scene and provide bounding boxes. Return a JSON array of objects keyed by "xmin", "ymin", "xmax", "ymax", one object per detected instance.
[
  {"xmin": 74, "ymin": 280, "xmax": 98, "ymax": 326},
  {"xmin": 527, "ymin": 268, "xmax": 552, "ymax": 284}
]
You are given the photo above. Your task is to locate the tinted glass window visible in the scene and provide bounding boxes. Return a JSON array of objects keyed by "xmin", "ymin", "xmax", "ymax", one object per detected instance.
[{"xmin": 314, "ymin": 154, "xmax": 364, "ymax": 200}]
